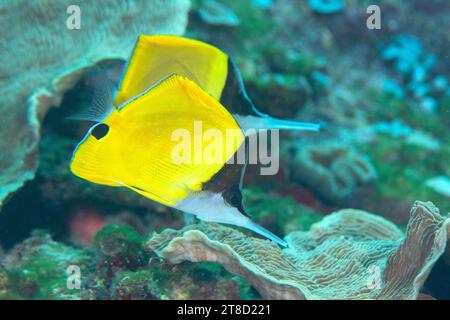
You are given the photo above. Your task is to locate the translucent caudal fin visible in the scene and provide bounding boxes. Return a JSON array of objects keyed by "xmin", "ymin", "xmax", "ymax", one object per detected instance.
[
  {"xmin": 234, "ymin": 114, "xmax": 320, "ymax": 133},
  {"xmin": 242, "ymin": 219, "xmax": 288, "ymax": 247}
]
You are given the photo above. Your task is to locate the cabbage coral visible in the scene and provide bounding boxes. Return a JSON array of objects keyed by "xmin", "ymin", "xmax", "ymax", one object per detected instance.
[
  {"xmin": 146, "ymin": 201, "xmax": 449, "ymax": 300},
  {"xmin": 0, "ymin": 0, "xmax": 190, "ymax": 208}
]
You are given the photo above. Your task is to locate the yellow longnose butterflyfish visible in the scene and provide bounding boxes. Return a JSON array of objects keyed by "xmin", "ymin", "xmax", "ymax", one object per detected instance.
[
  {"xmin": 114, "ymin": 35, "xmax": 320, "ymax": 134},
  {"xmin": 70, "ymin": 74, "xmax": 288, "ymax": 246}
]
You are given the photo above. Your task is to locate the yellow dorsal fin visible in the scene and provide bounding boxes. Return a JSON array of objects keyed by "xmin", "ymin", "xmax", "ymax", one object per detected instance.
[{"xmin": 114, "ymin": 35, "xmax": 229, "ymax": 106}]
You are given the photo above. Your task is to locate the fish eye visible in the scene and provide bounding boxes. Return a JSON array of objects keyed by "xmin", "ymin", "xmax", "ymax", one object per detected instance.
[{"xmin": 91, "ymin": 123, "xmax": 109, "ymax": 140}]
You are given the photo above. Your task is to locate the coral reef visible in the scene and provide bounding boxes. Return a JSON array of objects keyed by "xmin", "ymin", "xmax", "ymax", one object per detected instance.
[
  {"xmin": 370, "ymin": 120, "xmax": 441, "ymax": 150},
  {"xmin": 242, "ymin": 186, "xmax": 323, "ymax": 235},
  {"xmin": 146, "ymin": 201, "xmax": 449, "ymax": 300},
  {"xmin": 0, "ymin": 231, "xmax": 90, "ymax": 299},
  {"xmin": 197, "ymin": 0, "xmax": 240, "ymax": 27},
  {"xmin": 381, "ymin": 35, "xmax": 449, "ymax": 112},
  {"xmin": 356, "ymin": 125, "xmax": 450, "ymax": 220},
  {"xmin": 252, "ymin": 0, "xmax": 272, "ymax": 9},
  {"xmin": 425, "ymin": 176, "xmax": 450, "ymax": 198},
  {"xmin": 308, "ymin": 0, "xmax": 344, "ymax": 15},
  {"xmin": 1, "ymin": 201, "xmax": 448, "ymax": 300},
  {"xmin": 290, "ymin": 142, "xmax": 377, "ymax": 204},
  {"xmin": 447, "ymin": 225, "xmax": 450, "ymax": 265},
  {"xmin": 0, "ymin": 0, "xmax": 190, "ymax": 208},
  {"xmin": 1, "ymin": 0, "xmax": 449, "ymax": 300},
  {"xmin": 0, "ymin": 225, "xmax": 253, "ymax": 300}
]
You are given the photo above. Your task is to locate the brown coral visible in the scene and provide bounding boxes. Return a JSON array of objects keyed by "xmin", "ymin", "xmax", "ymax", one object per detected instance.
[
  {"xmin": 291, "ymin": 142, "xmax": 377, "ymax": 204},
  {"xmin": 145, "ymin": 201, "xmax": 449, "ymax": 300},
  {"xmin": 0, "ymin": 0, "xmax": 190, "ymax": 207}
]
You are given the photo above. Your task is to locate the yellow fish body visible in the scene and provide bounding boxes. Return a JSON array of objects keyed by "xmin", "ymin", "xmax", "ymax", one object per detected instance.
[
  {"xmin": 70, "ymin": 74, "xmax": 287, "ymax": 246},
  {"xmin": 72, "ymin": 75, "xmax": 241, "ymax": 205}
]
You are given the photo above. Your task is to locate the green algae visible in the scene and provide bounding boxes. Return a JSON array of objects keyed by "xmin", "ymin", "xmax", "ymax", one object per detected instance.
[
  {"xmin": 357, "ymin": 88, "xmax": 450, "ymax": 215},
  {"xmin": 191, "ymin": 0, "xmax": 276, "ymax": 51},
  {"xmin": 357, "ymin": 134, "xmax": 450, "ymax": 214},
  {"xmin": 189, "ymin": 0, "xmax": 327, "ymax": 120},
  {"xmin": 112, "ymin": 262, "xmax": 249, "ymax": 300},
  {"xmin": 0, "ymin": 225, "xmax": 256, "ymax": 300},
  {"xmin": 0, "ymin": 231, "xmax": 89, "ymax": 300},
  {"xmin": 244, "ymin": 186, "xmax": 323, "ymax": 235},
  {"xmin": 220, "ymin": 0, "xmax": 275, "ymax": 40},
  {"xmin": 111, "ymin": 269, "xmax": 157, "ymax": 299},
  {"xmin": 136, "ymin": 259, "xmax": 255, "ymax": 300},
  {"xmin": 95, "ymin": 224, "xmax": 148, "ymax": 263},
  {"xmin": 368, "ymin": 91, "xmax": 449, "ymax": 143}
]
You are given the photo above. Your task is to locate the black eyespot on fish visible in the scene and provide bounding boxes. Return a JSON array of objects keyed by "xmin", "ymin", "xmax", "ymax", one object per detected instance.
[{"xmin": 92, "ymin": 123, "xmax": 109, "ymax": 140}]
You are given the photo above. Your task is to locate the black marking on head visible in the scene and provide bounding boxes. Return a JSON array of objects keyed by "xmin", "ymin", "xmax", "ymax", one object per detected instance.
[{"xmin": 92, "ymin": 123, "xmax": 109, "ymax": 140}]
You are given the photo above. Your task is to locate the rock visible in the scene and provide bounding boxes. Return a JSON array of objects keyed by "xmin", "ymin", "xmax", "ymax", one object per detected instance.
[
  {"xmin": 94, "ymin": 224, "xmax": 149, "ymax": 270},
  {"xmin": 291, "ymin": 142, "xmax": 377, "ymax": 204},
  {"xmin": 198, "ymin": 0, "xmax": 240, "ymax": 27},
  {"xmin": 0, "ymin": 231, "xmax": 91, "ymax": 299}
]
